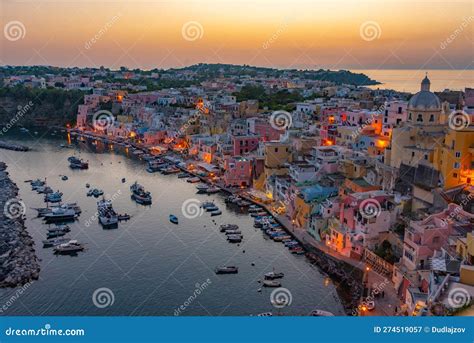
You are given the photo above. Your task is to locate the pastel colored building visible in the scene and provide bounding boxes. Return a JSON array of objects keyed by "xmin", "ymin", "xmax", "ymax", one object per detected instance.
[
  {"xmin": 232, "ymin": 135, "xmax": 260, "ymax": 156},
  {"xmin": 224, "ymin": 156, "xmax": 253, "ymax": 187}
]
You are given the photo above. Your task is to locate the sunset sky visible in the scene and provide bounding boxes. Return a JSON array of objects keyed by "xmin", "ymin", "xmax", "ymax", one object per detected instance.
[{"xmin": 1, "ymin": 0, "xmax": 473, "ymax": 70}]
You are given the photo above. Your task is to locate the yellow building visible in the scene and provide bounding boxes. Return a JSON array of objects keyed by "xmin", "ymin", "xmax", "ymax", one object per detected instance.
[
  {"xmin": 264, "ymin": 141, "xmax": 292, "ymax": 178},
  {"xmin": 438, "ymin": 127, "xmax": 474, "ymax": 189},
  {"xmin": 387, "ymin": 76, "xmax": 473, "ymax": 191}
]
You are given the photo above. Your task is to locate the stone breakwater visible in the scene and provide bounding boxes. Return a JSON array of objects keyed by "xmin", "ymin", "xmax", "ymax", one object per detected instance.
[
  {"xmin": 0, "ymin": 141, "xmax": 29, "ymax": 152},
  {"xmin": 0, "ymin": 162, "xmax": 40, "ymax": 287}
]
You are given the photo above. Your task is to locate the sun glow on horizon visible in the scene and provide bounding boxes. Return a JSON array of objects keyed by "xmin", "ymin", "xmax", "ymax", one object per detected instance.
[{"xmin": 1, "ymin": 0, "xmax": 472, "ymax": 70}]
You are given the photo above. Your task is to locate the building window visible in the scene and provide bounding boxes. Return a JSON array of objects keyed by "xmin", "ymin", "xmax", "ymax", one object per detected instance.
[
  {"xmin": 424, "ymin": 154, "xmax": 428, "ymax": 160},
  {"xmin": 453, "ymin": 173, "xmax": 458, "ymax": 178},
  {"xmin": 417, "ymin": 114, "xmax": 423, "ymax": 122},
  {"xmin": 411, "ymin": 152, "xmax": 415, "ymax": 157},
  {"xmin": 408, "ymin": 113, "xmax": 412, "ymax": 120},
  {"xmin": 274, "ymin": 148, "xmax": 278, "ymax": 153},
  {"xmin": 429, "ymin": 114, "xmax": 434, "ymax": 122},
  {"xmin": 454, "ymin": 162, "xmax": 460, "ymax": 169},
  {"xmin": 455, "ymin": 152, "xmax": 461, "ymax": 158}
]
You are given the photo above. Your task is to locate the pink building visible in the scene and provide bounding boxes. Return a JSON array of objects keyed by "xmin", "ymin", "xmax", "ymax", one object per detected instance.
[
  {"xmin": 247, "ymin": 118, "xmax": 281, "ymax": 142},
  {"xmin": 224, "ymin": 156, "xmax": 253, "ymax": 187},
  {"xmin": 232, "ymin": 135, "xmax": 260, "ymax": 156},
  {"xmin": 143, "ymin": 130, "xmax": 166, "ymax": 145}
]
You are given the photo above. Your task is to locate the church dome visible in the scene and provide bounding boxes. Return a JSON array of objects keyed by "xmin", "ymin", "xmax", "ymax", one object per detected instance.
[{"xmin": 408, "ymin": 75, "xmax": 441, "ymax": 111}]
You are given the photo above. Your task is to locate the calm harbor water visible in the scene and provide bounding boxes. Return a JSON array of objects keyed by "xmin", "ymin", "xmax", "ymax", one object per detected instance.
[
  {"xmin": 353, "ymin": 69, "xmax": 473, "ymax": 93},
  {"xmin": 0, "ymin": 133, "xmax": 345, "ymax": 316}
]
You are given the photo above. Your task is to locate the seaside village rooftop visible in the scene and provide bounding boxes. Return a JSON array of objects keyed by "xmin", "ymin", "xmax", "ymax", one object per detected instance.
[{"xmin": 4, "ymin": 68, "xmax": 474, "ymax": 316}]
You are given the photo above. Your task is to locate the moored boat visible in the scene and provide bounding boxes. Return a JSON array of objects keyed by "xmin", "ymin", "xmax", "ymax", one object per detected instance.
[
  {"xmin": 97, "ymin": 199, "xmax": 119, "ymax": 227},
  {"xmin": 130, "ymin": 182, "xmax": 152, "ymax": 205},
  {"xmin": 215, "ymin": 266, "xmax": 238, "ymax": 274},
  {"xmin": 262, "ymin": 280, "xmax": 281, "ymax": 287},
  {"xmin": 43, "ymin": 207, "xmax": 77, "ymax": 222},
  {"xmin": 264, "ymin": 271, "xmax": 285, "ymax": 280},
  {"xmin": 54, "ymin": 240, "xmax": 85, "ymax": 254},
  {"xmin": 42, "ymin": 237, "xmax": 72, "ymax": 248},
  {"xmin": 196, "ymin": 183, "xmax": 209, "ymax": 192},
  {"xmin": 44, "ymin": 191, "xmax": 63, "ymax": 203},
  {"xmin": 206, "ymin": 186, "xmax": 220, "ymax": 194},
  {"xmin": 309, "ymin": 310, "xmax": 335, "ymax": 316},
  {"xmin": 169, "ymin": 214, "xmax": 178, "ymax": 224}
]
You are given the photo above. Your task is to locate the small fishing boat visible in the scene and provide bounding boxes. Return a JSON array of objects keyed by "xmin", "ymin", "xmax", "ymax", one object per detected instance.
[
  {"xmin": 262, "ymin": 280, "xmax": 281, "ymax": 287},
  {"xmin": 47, "ymin": 225, "xmax": 71, "ymax": 234},
  {"xmin": 97, "ymin": 199, "xmax": 119, "ymax": 227},
  {"xmin": 224, "ymin": 230, "xmax": 242, "ymax": 235},
  {"xmin": 54, "ymin": 240, "xmax": 85, "ymax": 254},
  {"xmin": 206, "ymin": 186, "xmax": 220, "ymax": 194},
  {"xmin": 200, "ymin": 201, "xmax": 215, "ymax": 209},
  {"xmin": 177, "ymin": 172, "xmax": 189, "ymax": 179},
  {"xmin": 273, "ymin": 235, "xmax": 292, "ymax": 242},
  {"xmin": 264, "ymin": 271, "xmax": 284, "ymax": 280},
  {"xmin": 42, "ymin": 237, "xmax": 71, "ymax": 248},
  {"xmin": 69, "ymin": 157, "xmax": 89, "ymax": 169},
  {"xmin": 210, "ymin": 209, "xmax": 222, "ymax": 216},
  {"xmin": 61, "ymin": 175, "xmax": 68, "ymax": 181},
  {"xmin": 118, "ymin": 214, "xmax": 131, "ymax": 221},
  {"xmin": 227, "ymin": 234, "xmax": 242, "ymax": 243},
  {"xmin": 130, "ymin": 182, "xmax": 152, "ymax": 205},
  {"xmin": 30, "ymin": 179, "xmax": 46, "ymax": 189},
  {"xmin": 205, "ymin": 205, "xmax": 219, "ymax": 212},
  {"xmin": 251, "ymin": 211, "xmax": 268, "ymax": 217},
  {"xmin": 36, "ymin": 186, "xmax": 53, "ymax": 194},
  {"xmin": 169, "ymin": 214, "xmax": 178, "ymax": 224},
  {"xmin": 310, "ymin": 310, "xmax": 335, "ymax": 317},
  {"xmin": 196, "ymin": 183, "xmax": 209, "ymax": 192},
  {"xmin": 215, "ymin": 266, "xmax": 238, "ymax": 274},
  {"xmin": 187, "ymin": 177, "xmax": 201, "ymax": 183},
  {"xmin": 86, "ymin": 183, "xmax": 91, "ymax": 188},
  {"xmin": 87, "ymin": 189, "xmax": 94, "ymax": 197},
  {"xmin": 220, "ymin": 224, "xmax": 239, "ymax": 232},
  {"xmin": 121, "ymin": 178, "xmax": 126, "ymax": 183},
  {"xmin": 44, "ymin": 191, "xmax": 63, "ymax": 203},
  {"xmin": 47, "ymin": 230, "xmax": 67, "ymax": 238},
  {"xmin": 255, "ymin": 312, "xmax": 273, "ymax": 317},
  {"xmin": 92, "ymin": 189, "xmax": 104, "ymax": 197}
]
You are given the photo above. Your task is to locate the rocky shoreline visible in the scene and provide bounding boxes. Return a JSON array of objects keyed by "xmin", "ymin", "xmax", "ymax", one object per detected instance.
[
  {"xmin": 0, "ymin": 140, "xmax": 29, "ymax": 152},
  {"xmin": 0, "ymin": 162, "xmax": 40, "ymax": 287},
  {"xmin": 305, "ymin": 250, "xmax": 363, "ymax": 315}
]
